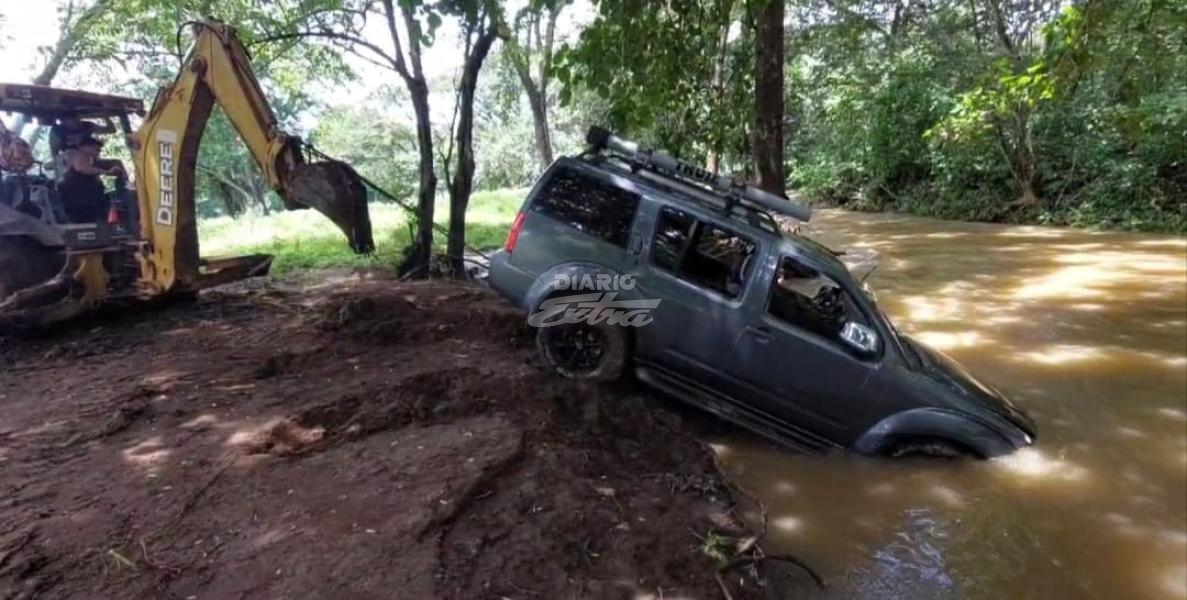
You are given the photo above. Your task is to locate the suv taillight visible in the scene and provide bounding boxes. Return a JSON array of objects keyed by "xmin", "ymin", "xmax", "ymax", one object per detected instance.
[{"xmin": 504, "ymin": 211, "xmax": 526, "ymax": 253}]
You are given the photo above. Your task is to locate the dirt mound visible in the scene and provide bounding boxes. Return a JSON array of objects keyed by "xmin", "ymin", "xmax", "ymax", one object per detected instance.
[
  {"xmin": 316, "ymin": 281, "xmax": 525, "ymax": 344},
  {"xmin": 0, "ymin": 277, "xmax": 776, "ymax": 599},
  {"xmin": 231, "ymin": 417, "xmax": 327, "ymax": 455}
]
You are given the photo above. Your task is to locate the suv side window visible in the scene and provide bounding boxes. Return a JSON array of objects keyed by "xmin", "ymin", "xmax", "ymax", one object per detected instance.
[
  {"xmin": 767, "ymin": 255, "xmax": 873, "ymax": 349},
  {"xmin": 651, "ymin": 206, "xmax": 756, "ymax": 299},
  {"xmin": 530, "ymin": 166, "xmax": 640, "ymax": 248}
]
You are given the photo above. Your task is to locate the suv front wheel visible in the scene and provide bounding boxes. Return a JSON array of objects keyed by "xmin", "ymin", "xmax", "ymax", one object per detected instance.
[
  {"xmin": 534, "ymin": 320, "xmax": 628, "ymax": 382},
  {"xmin": 886, "ymin": 438, "xmax": 978, "ymax": 459}
]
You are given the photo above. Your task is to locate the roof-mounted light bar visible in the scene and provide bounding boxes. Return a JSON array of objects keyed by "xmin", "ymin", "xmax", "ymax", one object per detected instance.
[{"xmin": 586, "ymin": 126, "xmax": 811, "ymax": 222}]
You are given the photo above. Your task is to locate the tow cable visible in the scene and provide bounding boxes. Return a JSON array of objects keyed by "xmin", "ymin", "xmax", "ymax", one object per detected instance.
[{"xmin": 302, "ymin": 142, "xmax": 493, "ymax": 276}]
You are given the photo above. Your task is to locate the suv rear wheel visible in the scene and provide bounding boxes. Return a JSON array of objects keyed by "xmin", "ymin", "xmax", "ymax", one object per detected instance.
[{"xmin": 535, "ymin": 320, "xmax": 627, "ymax": 382}]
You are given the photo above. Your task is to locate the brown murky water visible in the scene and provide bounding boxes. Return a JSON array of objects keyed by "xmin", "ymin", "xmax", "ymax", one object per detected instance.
[{"xmin": 712, "ymin": 210, "xmax": 1187, "ymax": 599}]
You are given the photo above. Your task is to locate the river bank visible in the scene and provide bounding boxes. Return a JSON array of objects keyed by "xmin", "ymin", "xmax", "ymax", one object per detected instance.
[{"xmin": 0, "ymin": 276, "xmax": 801, "ymax": 599}]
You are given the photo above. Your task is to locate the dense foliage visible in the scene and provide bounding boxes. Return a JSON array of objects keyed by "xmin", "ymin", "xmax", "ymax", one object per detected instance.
[
  {"xmin": 4, "ymin": 0, "xmax": 1183, "ymax": 234},
  {"xmin": 561, "ymin": 0, "xmax": 1186, "ymax": 232}
]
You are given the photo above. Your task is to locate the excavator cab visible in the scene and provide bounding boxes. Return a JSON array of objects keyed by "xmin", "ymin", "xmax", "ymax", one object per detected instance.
[
  {"xmin": 0, "ymin": 84, "xmax": 142, "ymax": 231},
  {"xmin": 0, "ymin": 84, "xmax": 146, "ymax": 311},
  {"xmin": 1, "ymin": 22, "xmax": 375, "ymax": 328}
]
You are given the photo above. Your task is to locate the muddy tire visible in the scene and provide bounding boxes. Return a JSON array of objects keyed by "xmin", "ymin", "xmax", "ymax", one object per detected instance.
[
  {"xmin": 888, "ymin": 438, "xmax": 977, "ymax": 459},
  {"xmin": 0, "ymin": 236, "xmax": 65, "ymax": 299},
  {"xmin": 534, "ymin": 320, "xmax": 628, "ymax": 382}
]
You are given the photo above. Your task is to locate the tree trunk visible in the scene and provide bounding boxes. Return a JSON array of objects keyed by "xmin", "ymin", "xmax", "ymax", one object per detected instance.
[
  {"xmin": 706, "ymin": 11, "xmax": 731, "ymax": 175},
  {"xmin": 1014, "ymin": 109, "xmax": 1039, "ymax": 206},
  {"xmin": 402, "ymin": 79, "xmax": 437, "ymax": 277},
  {"xmin": 992, "ymin": 113, "xmax": 1040, "ymax": 207},
  {"xmin": 752, "ymin": 0, "xmax": 785, "ymax": 196},
  {"xmin": 524, "ymin": 84, "xmax": 554, "ymax": 169},
  {"xmin": 381, "ymin": 0, "xmax": 437, "ymax": 278},
  {"xmin": 248, "ymin": 175, "xmax": 270, "ymax": 215},
  {"xmin": 197, "ymin": 165, "xmax": 256, "ymax": 216},
  {"xmin": 498, "ymin": 2, "xmax": 565, "ymax": 171},
  {"xmin": 215, "ymin": 181, "xmax": 243, "ymax": 217},
  {"xmin": 448, "ymin": 27, "xmax": 499, "ymax": 276}
]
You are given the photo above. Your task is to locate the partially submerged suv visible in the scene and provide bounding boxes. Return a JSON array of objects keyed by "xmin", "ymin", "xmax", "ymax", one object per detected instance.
[{"xmin": 489, "ymin": 128, "xmax": 1035, "ymax": 458}]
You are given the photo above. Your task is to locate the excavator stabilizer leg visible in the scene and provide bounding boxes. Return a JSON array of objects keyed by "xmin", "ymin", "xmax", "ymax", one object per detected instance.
[
  {"xmin": 0, "ymin": 236, "xmax": 67, "ymax": 303},
  {"xmin": 286, "ymin": 161, "xmax": 375, "ymax": 254}
]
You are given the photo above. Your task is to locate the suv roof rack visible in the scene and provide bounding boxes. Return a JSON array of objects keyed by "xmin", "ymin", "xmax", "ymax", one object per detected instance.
[
  {"xmin": 585, "ymin": 126, "xmax": 812, "ymax": 223},
  {"xmin": 586, "ymin": 155, "xmax": 783, "ymax": 236}
]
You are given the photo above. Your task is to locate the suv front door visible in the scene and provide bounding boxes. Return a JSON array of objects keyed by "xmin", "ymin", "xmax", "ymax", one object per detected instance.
[{"xmin": 729, "ymin": 253, "xmax": 883, "ymax": 444}]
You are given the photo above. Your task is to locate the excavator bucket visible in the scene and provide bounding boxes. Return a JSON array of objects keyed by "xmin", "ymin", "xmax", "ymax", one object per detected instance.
[{"xmin": 286, "ymin": 161, "xmax": 375, "ymax": 254}]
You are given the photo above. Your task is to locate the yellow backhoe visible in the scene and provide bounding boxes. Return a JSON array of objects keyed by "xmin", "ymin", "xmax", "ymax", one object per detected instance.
[{"xmin": 0, "ymin": 20, "xmax": 372, "ymax": 327}]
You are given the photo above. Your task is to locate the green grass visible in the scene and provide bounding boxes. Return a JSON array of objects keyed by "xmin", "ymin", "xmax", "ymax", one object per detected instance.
[{"xmin": 198, "ymin": 188, "xmax": 526, "ymax": 274}]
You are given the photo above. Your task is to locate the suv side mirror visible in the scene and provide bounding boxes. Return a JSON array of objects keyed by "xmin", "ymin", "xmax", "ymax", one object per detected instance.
[{"xmin": 840, "ymin": 321, "xmax": 878, "ymax": 355}]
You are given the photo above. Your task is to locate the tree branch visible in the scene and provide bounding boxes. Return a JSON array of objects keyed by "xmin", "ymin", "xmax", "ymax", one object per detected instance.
[
  {"xmin": 380, "ymin": 0, "xmax": 415, "ymax": 83},
  {"xmin": 820, "ymin": 0, "xmax": 889, "ymax": 38},
  {"xmin": 539, "ymin": 2, "xmax": 563, "ymax": 96},
  {"xmin": 397, "ymin": 1, "xmax": 426, "ymax": 81},
  {"xmin": 197, "ymin": 165, "xmax": 256, "ymax": 201},
  {"xmin": 255, "ymin": 29, "xmax": 399, "ymax": 72}
]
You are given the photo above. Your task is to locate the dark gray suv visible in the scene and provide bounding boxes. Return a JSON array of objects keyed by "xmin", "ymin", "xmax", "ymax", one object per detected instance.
[{"xmin": 488, "ymin": 128, "xmax": 1035, "ymax": 458}]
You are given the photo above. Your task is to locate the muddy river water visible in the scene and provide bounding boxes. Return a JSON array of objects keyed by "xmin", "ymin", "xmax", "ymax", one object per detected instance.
[{"xmin": 710, "ymin": 210, "xmax": 1187, "ymax": 599}]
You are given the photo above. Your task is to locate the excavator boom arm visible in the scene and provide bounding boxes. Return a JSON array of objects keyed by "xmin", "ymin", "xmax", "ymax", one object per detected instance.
[{"xmin": 133, "ymin": 20, "xmax": 372, "ymax": 293}]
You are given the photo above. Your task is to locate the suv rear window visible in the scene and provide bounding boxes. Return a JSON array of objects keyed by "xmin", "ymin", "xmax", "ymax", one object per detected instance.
[
  {"xmin": 530, "ymin": 167, "xmax": 640, "ymax": 248},
  {"xmin": 651, "ymin": 207, "xmax": 756, "ymax": 298}
]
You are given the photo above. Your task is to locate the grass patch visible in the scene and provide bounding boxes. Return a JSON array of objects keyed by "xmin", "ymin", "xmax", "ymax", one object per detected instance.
[{"xmin": 198, "ymin": 188, "xmax": 526, "ymax": 274}]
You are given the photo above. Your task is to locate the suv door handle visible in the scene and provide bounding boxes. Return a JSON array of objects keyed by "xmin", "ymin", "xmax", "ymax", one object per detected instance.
[
  {"xmin": 744, "ymin": 325, "xmax": 774, "ymax": 344},
  {"xmin": 629, "ymin": 233, "xmax": 643, "ymax": 254}
]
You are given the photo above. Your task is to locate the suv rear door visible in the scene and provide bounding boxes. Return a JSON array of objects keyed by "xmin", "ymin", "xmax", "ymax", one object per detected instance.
[
  {"xmin": 625, "ymin": 203, "xmax": 760, "ymax": 390},
  {"xmin": 509, "ymin": 163, "xmax": 641, "ymax": 276}
]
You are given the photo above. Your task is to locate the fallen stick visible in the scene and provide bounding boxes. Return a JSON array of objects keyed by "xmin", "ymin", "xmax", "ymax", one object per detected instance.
[
  {"xmin": 713, "ymin": 571, "xmax": 735, "ymax": 600},
  {"xmin": 139, "ymin": 538, "xmax": 181, "ymax": 575}
]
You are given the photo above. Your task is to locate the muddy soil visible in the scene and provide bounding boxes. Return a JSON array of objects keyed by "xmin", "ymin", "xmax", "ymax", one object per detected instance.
[{"xmin": 0, "ymin": 274, "xmax": 782, "ymax": 599}]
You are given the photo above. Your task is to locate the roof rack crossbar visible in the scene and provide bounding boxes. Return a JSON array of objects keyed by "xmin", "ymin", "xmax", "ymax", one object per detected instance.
[
  {"xmin": 585, "ymin": 126, "xmax": 811, "ymax": 222},
  {"xmin": 619, "ymin": 162, "xmax": 780, "ymax": 235}
]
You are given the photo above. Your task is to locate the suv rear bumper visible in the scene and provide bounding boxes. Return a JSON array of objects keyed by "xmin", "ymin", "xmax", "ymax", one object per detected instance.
[{"xmin": 487, "ymin": 250, "xmax": 534, "ymax": 311}]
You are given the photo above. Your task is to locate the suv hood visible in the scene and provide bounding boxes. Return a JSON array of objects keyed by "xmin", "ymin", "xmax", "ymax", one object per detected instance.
[{"xmin": 902, "ymin": 336, "xmax": 1037, "ymax": 438}]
